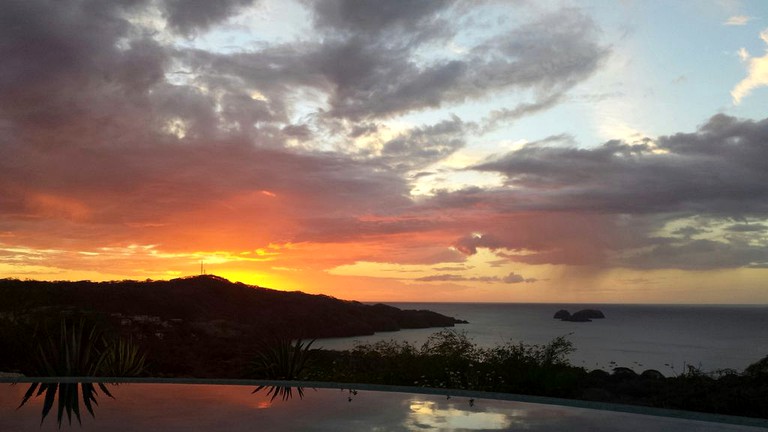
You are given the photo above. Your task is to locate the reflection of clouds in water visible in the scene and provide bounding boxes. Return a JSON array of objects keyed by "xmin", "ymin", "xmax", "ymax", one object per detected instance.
[
  {"xmin": 405, "ymin": 399, "xmax": 520, "ymax": 430},
  {"xmin": 2, "ymin": 384, "xmax": 761, "ymax": 431}
]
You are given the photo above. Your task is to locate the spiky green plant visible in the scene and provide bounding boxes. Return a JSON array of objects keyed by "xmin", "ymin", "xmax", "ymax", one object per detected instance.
[
  {"xmin": 17, "ymin": 318, "xmax": 146, "ymax": 427},
  {"xmin": 251, "ymin": 338, "xmax": 317, "ymax": 380},
  {"xmin": 32, "ymin": 319, "xmax": 105, "ymax": 377},
  {"xmin": 100, "ymin": 336, "xmax": 146, "ymax": 377}
]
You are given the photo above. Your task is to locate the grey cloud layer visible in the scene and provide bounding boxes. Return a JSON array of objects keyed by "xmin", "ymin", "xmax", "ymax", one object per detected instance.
[
  {"xmin": 4, "ymin": 0, "xmax": 765, "ymax": 273},
  {"xmin": 163, "ymin": 0, "xmax": 257, "ymax": 36},
  {"xmin": 457, "ymin": 115, "xmax": 768, "ymax": 269},
  {"xmin": 180, "ymin": 2, "xmax": 606, "ymax": 125},
  {"xmin": 473, "ymin": 114, "xmax": 768, "ymax": 216},
  {"xmin": 416, "ymin": 272, "xmax": 534, "ymax": 284}
]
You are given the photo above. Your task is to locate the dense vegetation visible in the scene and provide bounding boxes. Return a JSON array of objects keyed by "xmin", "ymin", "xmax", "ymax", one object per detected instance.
[
  {"xmin": 12, "ymin": 317, "xmax": 146, "ymax": 427},
  {"xmin": 0, "ymin": 275, "xmax": 463, "ymax": 338},
  {"xmin": 0, "ymin": 275, "xmax": 463, "ymax": 377},
  {"xmin": 299, "ymin": 330, "xmax": 768, "ymax": 419},
  {"xmin": 1, "ymin": 276, "xmax": 767, "ymax": 419}
]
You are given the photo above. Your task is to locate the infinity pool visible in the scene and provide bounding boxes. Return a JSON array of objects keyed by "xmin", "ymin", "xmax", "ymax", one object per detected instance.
[{"xmin": 1, "ymin": 380, "xmax": 766, "ymax": 431}]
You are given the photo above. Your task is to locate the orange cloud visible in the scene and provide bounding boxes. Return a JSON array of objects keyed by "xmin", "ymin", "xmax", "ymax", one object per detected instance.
[{"xmin": 26, "ymin": 193, "xmax": 91, "ymax": 221}]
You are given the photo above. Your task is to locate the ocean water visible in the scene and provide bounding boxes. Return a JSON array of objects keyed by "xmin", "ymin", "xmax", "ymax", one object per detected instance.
[{"xmin": 317, "ymin": 303, "xmax": 768, "ymax": 376}]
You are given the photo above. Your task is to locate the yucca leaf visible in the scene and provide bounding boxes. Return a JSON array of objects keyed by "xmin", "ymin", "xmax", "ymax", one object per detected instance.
[
  {"xmin": 81, "ymin": 384, "xmax": 96, "ymax": 418},
  {"xmin": 36, "ymin": 384, "xmax": 47, "ymax": 396},
  {"xmin": 58, "ymin": 383, "xmax": 69, "ymax": 426},
  {"xmin": 17, "ymin": 382, "xmax": 39, "ymax": 409},
  {"xmin": 71, "ymin": 384, "xmax": 82, "ymax": 425},
  {"xmin": 40, "ymin": 383, "xmax": 56, "ymax": 426},
  {"xmin": 98, "ymin": 382, "xmax": 114, "ymax": 399}
]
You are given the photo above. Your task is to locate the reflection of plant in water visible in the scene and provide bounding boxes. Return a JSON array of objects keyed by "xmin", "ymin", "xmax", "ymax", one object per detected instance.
[
  {"xmin": 253, "ymin": 385, "xmax": 306, "ymax": 402},
  {"xmin": 18, "ymin": 382, "xmax": 114, "ymax": 428},
  {"xmin": 16, "ymin": 318, "xmax": 146, "ymax": 427},
  {"xmin": 346, "ymin": 388, "xmax": 357, "ymax": 402}
]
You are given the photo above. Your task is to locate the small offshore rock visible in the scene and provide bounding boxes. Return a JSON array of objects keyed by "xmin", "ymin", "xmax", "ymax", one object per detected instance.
[
  {"xmin": 555, "ymin": 309, "xmax": 605, "ymax": 322},
  {"xmin": 566, "ymin": 310, "xmax": 593, "ymax": 322},
  {"xmin": 578, "ymin": 309, "xmax": 606, "ymax": 319}
]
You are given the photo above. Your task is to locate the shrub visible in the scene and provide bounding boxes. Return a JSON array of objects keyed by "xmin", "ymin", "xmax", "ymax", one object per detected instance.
[{"xmin": 250, "ymin": 338, "xmax": 317, "ymax": 380}]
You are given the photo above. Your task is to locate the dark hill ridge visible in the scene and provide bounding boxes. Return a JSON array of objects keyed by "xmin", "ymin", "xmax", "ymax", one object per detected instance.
[{"xmin": 0, "ymin": 275, "xmax": 466, "ymax": 338}]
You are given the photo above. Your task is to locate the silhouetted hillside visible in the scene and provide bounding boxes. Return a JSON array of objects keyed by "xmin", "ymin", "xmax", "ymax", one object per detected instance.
[{"xmin": 0, "ymin": 275, "xmax": 465, "ymax": 339}]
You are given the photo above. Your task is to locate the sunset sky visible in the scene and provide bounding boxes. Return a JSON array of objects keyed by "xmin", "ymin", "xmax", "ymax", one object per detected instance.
[{"xmin": 2, "ymin": 0, "xmax": 768, "ymax": 303}]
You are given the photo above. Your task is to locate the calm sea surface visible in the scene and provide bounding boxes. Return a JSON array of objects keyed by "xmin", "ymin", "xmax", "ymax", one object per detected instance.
[{"xmin": 317, "ymin": 303, "xmax": 768, "ymax": 376}]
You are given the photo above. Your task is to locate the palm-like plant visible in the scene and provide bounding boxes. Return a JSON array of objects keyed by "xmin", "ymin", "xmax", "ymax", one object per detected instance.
[
  {"xmin": 250, "ymin": 338, "xmax": 316, "ymax": 403},
  {"xmin": 251, "ymin": 338, "xmax": 316, "ymax": 380},
  {"xmin": 100, "ymin": 336, "xmax": 146, "ymax": 377},
  {"xmin": 17, "ymin": 318, "xmax": 146, "ymax": 427},
  {"xmin": 32, "ymin": 319, "xmax": 105, "ymax": 377}
]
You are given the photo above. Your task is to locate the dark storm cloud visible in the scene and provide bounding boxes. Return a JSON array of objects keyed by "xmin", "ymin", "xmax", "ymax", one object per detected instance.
[
  {"xmin": 625, "ymin": 239, "xmax": 768, "ymax": 270},
  {"xmin": 348, "ymin": 123, "xmax": 379, "ymax": 138},
  {"xmin": 415, "ymin": 271, "xmax": 534, "ymax": 284},
  {"xmin": 452, "ymin": 233, "xmax": 505, "ymax": 256},
  {"xmin": 174, "ymin": 45, "xmax": 323, "ymax": 127},
  {"xmin": 503, "ymin": 272, "xmax": 534, "ymax": 284},
  {"xmin": 294, "ymin": 216, "xmax": 437, "ymax": 243},
  {"xmin": 162, "ymin": 0, "xmax": 258, "ymax": 37},
  {"xmin": 309, "ymin": 0, "xmax": 453, "ymax": 36},
  {"xmin": 0, "ymin": 138, "xmax": 415, "ymax": 252},
  {"xmin": 481, "ymin": 93, "xmax": 564, "ymax": 132},
  {"xmin": 0, "ymin": 0, "xmax": 167, "ymax": 148},
  {"xmin": 434, "ymin": 114, "xmax": 768, "ymax": 269},
  {"xmin": 314, "ymin": 8, "xmax": 606, "ymax": 121},
  {"xmin": 185, "ymin": 4, "xmax": 606, "ymax": 122},
  {"xmin": 443, "ymin": 212, "xmax": 662, "ymax": 267},
  {"xmin": 10, "ymin": 0, "xmax": 765, "ymax": 275},
  {"xmin": 282, "ymin": 124, "xmax": 313, "ymax": 139},
  {"xmin": 377, "ymin": 116, "xmax": 466, "ymax": 171},
  {"xmin": 0, "ymin": 0, "xmax": 424, "ymax": 257},
  {"xmin": 472, "ymin": 115, "xmax": 768, "ymax": 216},
  {"xmin": 726, "ymin": 224, "xmax": 767, "ymax": 232}
]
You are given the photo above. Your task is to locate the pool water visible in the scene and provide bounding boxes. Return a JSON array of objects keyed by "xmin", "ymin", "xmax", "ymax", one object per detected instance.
[{"xmin": 1, "ymin": 380, "xmax": 765, "ymax": 431}]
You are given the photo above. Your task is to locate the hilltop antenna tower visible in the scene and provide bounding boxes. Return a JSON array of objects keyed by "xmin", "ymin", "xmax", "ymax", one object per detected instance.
[{"xmin": 200, "ymin": 260, "xmax": 205, "ymax": 275}]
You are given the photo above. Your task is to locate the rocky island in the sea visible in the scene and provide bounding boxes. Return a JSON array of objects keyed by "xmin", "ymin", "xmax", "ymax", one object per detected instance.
[{"xmin": 554, "ymin": 308, "xmax": 605, "ymax": 322}]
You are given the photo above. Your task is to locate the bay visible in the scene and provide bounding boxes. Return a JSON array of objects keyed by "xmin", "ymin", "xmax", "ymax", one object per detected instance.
[{"xmin": 316, "ymin": 303, "xmax": 768, "ymax": 376}]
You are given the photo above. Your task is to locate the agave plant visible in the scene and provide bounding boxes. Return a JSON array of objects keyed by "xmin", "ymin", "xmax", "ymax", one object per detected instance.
[
  {"xmin": 251, "ymin": 338, "xmax": 317, "ymax": 380},
  {"xmin": 249, "ymin": 338, "xmax": 317, "ymax": 404},
  {"xmin": 100, "ymin": 336, "xmax": 146, "ymax": 377},
  {"xmin": 32, "ymin": 319, "xmax": 106, "ymax": 377},
  {"xmin": 17, "ymin": 318, "xmax": 146, "ymax": 427}
]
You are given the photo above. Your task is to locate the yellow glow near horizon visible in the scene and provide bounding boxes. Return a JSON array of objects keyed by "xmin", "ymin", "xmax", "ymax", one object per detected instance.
[{"xmin": 3, "ymin": 239, "xmax": 768, "ymax": 303}]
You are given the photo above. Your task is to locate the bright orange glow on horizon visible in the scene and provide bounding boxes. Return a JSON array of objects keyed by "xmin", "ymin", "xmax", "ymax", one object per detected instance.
[{"xmin": 3, "ymin": 1, "xmax": 768, "ymax": 305}]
